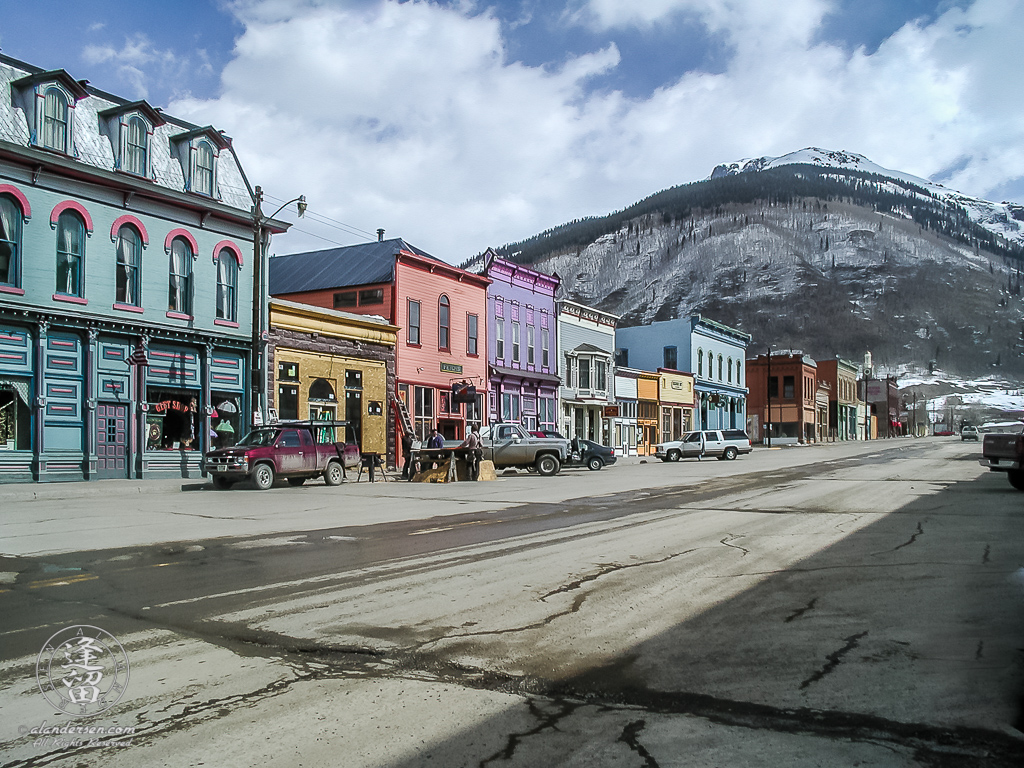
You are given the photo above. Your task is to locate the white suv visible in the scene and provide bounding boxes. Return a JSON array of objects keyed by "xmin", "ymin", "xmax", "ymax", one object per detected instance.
[{"xmin": 656, "ymin": 429, "xmax": 752, "ymax": 461}]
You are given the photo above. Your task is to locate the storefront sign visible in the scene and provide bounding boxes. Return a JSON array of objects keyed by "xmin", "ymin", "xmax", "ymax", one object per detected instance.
[
  {"xmin": 440, "ymin": 362, "xmax": 463, "ymax": 374},
  {"xmin": 603, "ymin": 405, "xmax": 620, "ymax": 417}
]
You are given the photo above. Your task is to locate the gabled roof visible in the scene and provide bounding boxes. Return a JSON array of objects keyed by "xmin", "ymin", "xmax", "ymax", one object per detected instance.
[
  {"xmin": 269, "ymin": 238, "xmax": 440, "ymax": 295},
  {"xmin": 98, "ymin": 100, "xmax": 166, "ymax": 127},
  {"xmin": 11, "ymin": 68, "xmax": 90, "ymax": 100}
]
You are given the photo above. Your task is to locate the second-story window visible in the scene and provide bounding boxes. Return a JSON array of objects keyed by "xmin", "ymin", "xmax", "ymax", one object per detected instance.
[
  {"xmin": 467, "ymin": 313, "xmax": 478, "ymax": 355},
  {"xmin": 783, "ymin": 375, "xmax": 795, "ymax": 399},
  {"xmin": 438, "ymin": 295, "xmax": 450, "ymax": 350},
  {"xmin": 216, "ymin": 249, "xmax": 239, "ymax": 322},
  {"xmin": 407, "ymin": 299, "xmax": 420, "ymax": 344},
  {"xmin": 168, "ymin": 237, "xmax": 193, "ymax": 315},
  {"xmin": 56, "ymin": 211, "xmax": 85, "ymax": 297},
  {"xmin": 115, "ymin": 224, "xmax": 142, "ymax": 306},
  {"xmin": 194, "ymin": 140, "xmax": 214, "ymax": 196},
  {"xmin": 125, "ymin": 116, "xmax": 148, "ymax": 176},
  {"xmin": 596, "ymin": 360, "xmax": 606, "ymax": 391},
  {"xmin": 736, "ymin": 360, "xmax": 742, "ymax": 385},
  {"xmin": 527, "ymin": 325, "xmax": 535, "ymax": 366},
  {"xmin": 697, "ymin": 349, "xmax": 704, "ymax": 378},
  {"xmin": 0, "ymin": 196, "xmax": 21, "ymax": 288},
  {"xmin": 512, "ymin": 322, "xmax": 520, "ymax": 363},
  {"xmin": 496, "ymin": 318, "xmax": 504, "ymax": 360},
  {"xmin": 718, "ymin": 355, "xmax": 724, "ymax": 381},
  {"xmin": 727, "ymin": 357, "xmax": 733, "ymax": 383},
  {"xmin": 578, "ymin": 357, "xmax": 591, "ymax": 389},
  {"xmin": 541, "ymin": 327, "xmax": 549, "ymax": 369},
  {"xmin": 43, "ymin": 88, "xmax": 69, "ymax": 152},
  {"xmin": 664, "ymin": 346, "xmax": 677, "ymax": 370}
]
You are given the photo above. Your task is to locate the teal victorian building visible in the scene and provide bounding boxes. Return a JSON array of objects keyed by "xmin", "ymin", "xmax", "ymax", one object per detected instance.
[{"xmin": 0, "ymin": 54, "xmax": 283, "ymax": 482}]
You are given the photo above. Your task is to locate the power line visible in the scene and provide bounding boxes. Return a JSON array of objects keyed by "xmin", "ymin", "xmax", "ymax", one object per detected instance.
[{"xmin": 262, "ymin": 192, "xmax": 378, "ymax": 240}]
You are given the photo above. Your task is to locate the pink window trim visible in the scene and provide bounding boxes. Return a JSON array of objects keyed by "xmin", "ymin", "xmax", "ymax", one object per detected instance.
[
  {"xmin": 166, "ymin": 311, "xmax": 193, "ymax": 321},
  {"xmin": 214, "ymin": 318, "xmax": 240, "ymax": 328},
  {"xmin": 163, "ymin": 228, "xmax": 199, "ymax": 254},
  {"xmin": 0, "ymin": 285, "xmax": 25, "ymax": 295},
  {"xmin": 49, "ymin": 200, "xmax": 94, "ymax": 234},
  {"xmin": 212, "ymin": 240, "xmax": 244, "ymax": 266},
  {"xmin": 110, "ymin": 214, "xmax": 150, "ymax": 245},
  {"xmin": 113, "ymin": 302, "xmax": 144, "ymax": 314},
  {"xmin": 0, "ymin": 184, "xmax": 31, "ymax": 220},
  {"xmin": 53, "ymin": 293, "xmax": 88, "ymax": 305}
]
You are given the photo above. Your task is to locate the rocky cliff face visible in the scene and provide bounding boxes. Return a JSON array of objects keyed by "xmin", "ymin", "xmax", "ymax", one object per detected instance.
[{"xmin": 509, "ymin": 193, "xmax": 1024, "ymax": 377}]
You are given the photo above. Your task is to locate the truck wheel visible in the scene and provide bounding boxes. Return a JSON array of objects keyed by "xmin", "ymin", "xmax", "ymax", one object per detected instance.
[
  {"xmin": 535, "ymin": 454, "xmax": 560, "ymax": 476},
  {"xmin": 212, "ymin": 476, "xmax": 234, "ymax": 490},
  {"xmin": 323, "ymin": 461, "xmax": 344, "ymax": 486},
  {"xmin": 252, "ymin": 463, "xmax": 275, "ymax": 491},
  {"xmin": 723, "ymin": 447, "xmax": 738, "ymax": 460},
  {"xmin": 1009, "ymin": 470, "xmax": 1024, "ymax": 491},
  {"xmin": 667, "ymin": 449, "xmax": 681, "ymax": 462},
  {"xmin": 587, "ymin": 456, "xmax": 603, "ymax": 471},
  {"xmin": 287, "ymin": 477, "xmax": 306, "ymax": 486}
]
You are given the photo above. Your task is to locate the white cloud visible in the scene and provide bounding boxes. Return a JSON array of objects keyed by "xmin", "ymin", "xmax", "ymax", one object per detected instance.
[
  {"xmin": 83, "ymin": 34, "xmax": 196, "ymax": 100},
  {"xmin": 168, "ymin": 0, "xmax": 1024, "ymax": 262}
]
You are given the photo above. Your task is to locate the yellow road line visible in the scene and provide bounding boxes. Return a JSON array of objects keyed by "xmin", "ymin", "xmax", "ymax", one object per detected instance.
[{"xmin": 27, "ymin": 574, "xmax": 98, "ymax": 589}]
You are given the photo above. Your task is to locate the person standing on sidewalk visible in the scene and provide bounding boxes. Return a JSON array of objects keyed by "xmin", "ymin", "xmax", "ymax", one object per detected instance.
[
  {"xmin": 401, "ymin": 431, "xmax": 415, "ymax": 480},
  {"xmin": 459, "ymin": 427, "xmax": 482, "ymax": 481}
]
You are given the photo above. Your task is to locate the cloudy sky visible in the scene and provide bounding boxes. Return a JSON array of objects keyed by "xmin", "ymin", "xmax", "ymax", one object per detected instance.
[{"xmin": 1, "ymin": 0, "xmax": 1021, "ymax": 263}]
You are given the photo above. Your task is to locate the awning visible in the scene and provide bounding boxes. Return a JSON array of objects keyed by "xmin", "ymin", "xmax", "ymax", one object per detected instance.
[{"xmin": 0, "ymin": 377, "xmax": 30, "ymax": 405}]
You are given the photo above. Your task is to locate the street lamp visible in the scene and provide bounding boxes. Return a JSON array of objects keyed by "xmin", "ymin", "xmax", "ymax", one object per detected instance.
[{"xmin": 251, "ymin": 186, "xmax": 306, "ymax": 428}]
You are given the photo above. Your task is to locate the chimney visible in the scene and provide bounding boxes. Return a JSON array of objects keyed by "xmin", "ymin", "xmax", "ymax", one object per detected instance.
[{"xmin": 377, "ymin": 228, "xmax": 385, "ymax": 242}]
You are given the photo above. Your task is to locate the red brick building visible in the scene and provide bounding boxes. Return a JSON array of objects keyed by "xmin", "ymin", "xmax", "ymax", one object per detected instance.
[{"xmin": 746, "ymin": 352, "xmax": 818, "ymax": 444}]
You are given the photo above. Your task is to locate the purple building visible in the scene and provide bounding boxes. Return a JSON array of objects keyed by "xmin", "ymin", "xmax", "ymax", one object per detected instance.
[{"xmin": 482, "ymin": 251, "xmax": 560, "ymax": 431}]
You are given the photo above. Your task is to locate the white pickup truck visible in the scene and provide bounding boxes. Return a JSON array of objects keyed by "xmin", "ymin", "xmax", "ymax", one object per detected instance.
[{"xmin": 656, "ymin": 429, "xmax": 752, "ymax": 462}]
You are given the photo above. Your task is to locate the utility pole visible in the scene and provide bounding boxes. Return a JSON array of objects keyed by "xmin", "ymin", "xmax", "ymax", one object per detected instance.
[{"xmin": 766, "ymin": 345, "xmax": 772, "ymax": 447}]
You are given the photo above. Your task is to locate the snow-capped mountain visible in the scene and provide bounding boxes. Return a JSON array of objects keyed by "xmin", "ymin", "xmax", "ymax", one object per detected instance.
[
  {"xmin": 710, "ymin": 147, "xmax": 1024, "ymax": 250},
  {"xmin": 486, "ymin": 148, "xmax": 1024, "ymax": 379}
]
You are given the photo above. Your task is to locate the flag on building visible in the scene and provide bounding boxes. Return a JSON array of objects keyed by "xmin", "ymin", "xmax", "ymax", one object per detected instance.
[{"xmin": 127, "ymin": 344, "xmax": 149, "ymax": 367}]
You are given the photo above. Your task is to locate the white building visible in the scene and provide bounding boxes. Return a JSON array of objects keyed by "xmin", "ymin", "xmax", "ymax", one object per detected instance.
[{"xmin": 556, "ymin": 300, "xmax": 618, "ymax": 445}]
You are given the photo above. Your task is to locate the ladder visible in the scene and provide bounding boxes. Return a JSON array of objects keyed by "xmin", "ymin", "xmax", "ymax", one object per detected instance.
[{"xmin": 391, "ymin": 392, "xmax": 414, "ymax": 436}]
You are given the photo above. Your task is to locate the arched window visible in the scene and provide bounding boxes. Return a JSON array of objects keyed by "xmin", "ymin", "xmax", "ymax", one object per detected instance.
[
  {"xmin": 194, "ymin": 140, "xmax": 214, "ymax": 195},
  {"xmin": 438, "ymin": 294, "xmax": 450, "ymax": 350},
  {"xmin": 115, "ymin": 224, "xmax": 142, "ymax": 306},
  {"xmin": 697, "ymin": 349, "xmax": 703, "ymax": 378},
  {"xmin": 168, "ymin": 237, "xmax": 193, "ymax": 315},
  {"xmin": 42, "ymin": 88, "xmax": 69, "ymax": 152},
  {"xmin": 56, "ymin": 211, "xmax": 85, "ymax": 297},
  {"xmin": 736, "ymin": 360, "xmax": 742, "ymax": 385},
  {"xmin": 309, "ymin": 378, "xmax": 336, "ymax": 401},
  {"xmin": 0, "ymin": 196, "xmax": 21, "ymax": 287},
  {"xmin": 216, "ymin": 249, "xmax": 239, "ymax": 322},
  {"xmin": 717, "ymin": 355, "xmax": 724, "ymax": 381},
  {"xmin": 125, "ymin": 116, "xmax": 148, "ymax": 175},
  {"xmin": 727, "ymin": 357, "xmax": 733, "ymax": 383}
]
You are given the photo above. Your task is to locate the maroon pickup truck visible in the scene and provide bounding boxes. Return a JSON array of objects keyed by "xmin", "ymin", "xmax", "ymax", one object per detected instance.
[
  {"xmin": 979, "ymin": 430, "xmax": 1024, "ymax": 491},
  {"xmin": 205, "ymin": 421, "xmax": 360, "ymax": 490}
]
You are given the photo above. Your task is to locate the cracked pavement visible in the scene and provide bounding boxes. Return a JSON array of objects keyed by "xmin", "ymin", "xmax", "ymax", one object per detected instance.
[{"xmin": 1, "ymin": 439, "xmax": 1023, "ymax": 767}]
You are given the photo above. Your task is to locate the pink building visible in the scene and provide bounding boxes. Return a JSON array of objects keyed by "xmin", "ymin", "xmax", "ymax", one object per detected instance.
[{"xmin": 269, "ymin": 237, "xmax": 489, "ymax": 448}]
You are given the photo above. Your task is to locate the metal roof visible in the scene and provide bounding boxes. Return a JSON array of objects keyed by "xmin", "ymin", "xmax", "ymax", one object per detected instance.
[{"xmin": 269, "ymin": 238, "xmax": 439, "ymax": 295}]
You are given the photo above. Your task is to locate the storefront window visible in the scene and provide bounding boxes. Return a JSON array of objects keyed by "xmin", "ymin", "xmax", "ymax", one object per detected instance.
[
  {"xmin": 211, "ymin": 394, "xmax": 241, "ymax": 448},
  {"xmin": 147, "ymin": 391, "xmax": 200, "ymax": 451},
  {"xmin": 0, "ymin": 382, "xmax": 31, "ymax": 450}
]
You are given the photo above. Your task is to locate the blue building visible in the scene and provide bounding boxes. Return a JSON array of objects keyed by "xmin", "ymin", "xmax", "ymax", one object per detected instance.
[
  {"xmin": 0, "ymin": 54, "xmax": 284, "ymax": 482},
  {"xmin": 615, "ymin": 315, "xmax": 750, "ymax": 431}
]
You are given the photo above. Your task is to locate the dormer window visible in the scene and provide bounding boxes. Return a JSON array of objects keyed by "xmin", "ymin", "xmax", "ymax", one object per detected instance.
[
  {"xmin": 125, "ymin": 116, "xmax": 148, "ymax": 175},
  {"xmin": 170, "ymin": 126, "xmax": 229, "ymax": 199},
  {"xmin": 99, "ymin": 101, "xmax": 164, "ymax": 179},
  {"xmin": 194, "ymin": 140, "xmax": 214, "ymax": 196},
  {"xmin": 11, "ymin": 69, "xmax": 88, "ymax": 157},
  {"xmin": 42, "ymin": 88, "xmax": 69, "ymax": 151}
]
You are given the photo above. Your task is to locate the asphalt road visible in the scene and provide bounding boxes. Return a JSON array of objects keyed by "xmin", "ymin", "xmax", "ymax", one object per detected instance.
[{"xmin": 1, "ymin": 438, "xmax": 1023, "ymax": 767}]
